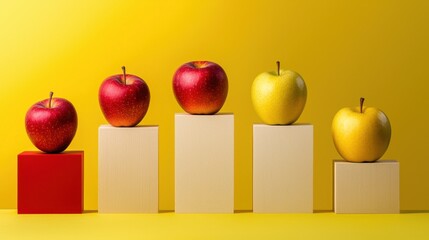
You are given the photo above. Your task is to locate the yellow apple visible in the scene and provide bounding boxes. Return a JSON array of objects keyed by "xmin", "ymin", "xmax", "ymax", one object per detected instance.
[
  {"xmin": 251, "ymin": 61, "xmax": 307, "ymax": 125},
  {"xmin": 332, "ymin": 98, "xmax": 391, "ymax": 162}
]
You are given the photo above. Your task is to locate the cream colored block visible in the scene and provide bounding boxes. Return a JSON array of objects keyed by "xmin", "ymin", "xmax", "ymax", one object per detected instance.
[
  {"xmin": 334, "ymin": 160, "xmax": 399, "ymax": 214},
  {"xmin": 175, "ymin": 114, "xmax": 234, "ymax": 213},
  {"xmin": 98, "ymin": 125, "xmax": 158, "ymax": 213},
  {"xmin": 253, "ymin": 124, "xmax": 313, "ymax": 213}
]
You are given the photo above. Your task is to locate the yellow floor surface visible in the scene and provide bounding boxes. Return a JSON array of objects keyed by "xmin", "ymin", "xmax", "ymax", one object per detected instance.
[{"xmin": 1, "ymin": 210, "xmax": 428, "ymax": 239}]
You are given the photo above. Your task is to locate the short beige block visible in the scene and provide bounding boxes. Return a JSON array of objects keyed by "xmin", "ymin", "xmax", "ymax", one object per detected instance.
[
  {"xmin": 253, "ymin": 124, "xmax": 313, "ymax": 213},
  {"xmin": 175, "ymin": 114, "xmax": 234, "ymax": 213},
  {"xmin": 98, "ymin": 125, "xmax": 158, "ymax": 213},
  {"xmin": 334, "ymin": 160, "xmax": 399, "ymax": 214}
]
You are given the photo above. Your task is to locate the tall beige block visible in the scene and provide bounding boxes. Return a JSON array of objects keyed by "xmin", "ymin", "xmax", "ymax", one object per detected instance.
[
  {"xmin": 253, "ymin": 124, "xmax": 313, "ymax": 213},
  {"xmin": 175, "ymin": 114, "xmax": 234, "ymax": 213},
  {"xmin": 334, "ymin": 160, "xmax": 400, "ymax": 214},
  {"xmin": 98, "ymin": 125, "xmax": 158, "ymax": 213}
]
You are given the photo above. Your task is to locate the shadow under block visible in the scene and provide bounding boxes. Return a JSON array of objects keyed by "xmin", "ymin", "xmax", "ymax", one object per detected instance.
[
  {"xmin": 175, "ymin": 114, "xmax": 234, "ymax": 213},
  {"xmin": 98, "ymin": 125, "xmax": 158, "ymax": 213},
  {"xmin": 253, "ymin": 124, "xmax": 313, "ymax": 213},
  {"xmin": 17, "ymin": 151, "xmax": 84, "ymax": 214},
  {"xmin": 334, "ymin": 160, "xmax": 400, "ymax": 214}
]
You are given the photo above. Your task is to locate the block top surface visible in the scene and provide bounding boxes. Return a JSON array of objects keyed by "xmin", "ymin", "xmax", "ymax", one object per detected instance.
[
  {"xmin": 334, "ymin": 160, "xmax": 398, "ymax": 165},
  {"xmin": 253, "ymin": 123, "xmax": 313, "ymax": 128},
  {"xmin": 19, "ymin": 151, "xmax": 84, "ymax": 156},
  {"xmin": 99, "ymin": 124, "xmax": 159, "ymax": 129},
  {"xmin": 175, "ymin": 113, "xmax": 234, "ymax": 117}
]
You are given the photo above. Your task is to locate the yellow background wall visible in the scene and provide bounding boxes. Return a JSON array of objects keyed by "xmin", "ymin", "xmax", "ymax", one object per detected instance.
[{"xmin": 1, "ymin": 0, "xmax": 428, "ymax": 211}]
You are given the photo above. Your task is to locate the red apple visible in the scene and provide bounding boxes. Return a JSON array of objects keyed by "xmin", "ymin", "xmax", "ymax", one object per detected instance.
[
  {"xmin": 173, "ymin": 61, "xmax": 228, "ymax": 114},
  {"xmin": 25, "ymin": 92, "xmax": 78, "ymax": 153},
  {"xmin": 99, "ymin": 66, "xmax": 150, "ymax": 127}
]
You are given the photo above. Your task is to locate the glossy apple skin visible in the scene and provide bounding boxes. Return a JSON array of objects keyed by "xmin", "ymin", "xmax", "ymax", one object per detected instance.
[
  {"xmin": 99, "ymin": 74, "xmax": 150, "ymax": 127},
  {"xmin": 251, "ymin": 69, "xmax": 307, "ymax": 125},
  {"xmin": 332, "ymin": 106, "xmax": 391, "ymax": 162},
  {"xmin": 25, "ymin": 98, "xmax": 78, "ymax": 153},
  {"xmin": 173, "ymin": 61, "xmax": 228, "ymax": 114}
]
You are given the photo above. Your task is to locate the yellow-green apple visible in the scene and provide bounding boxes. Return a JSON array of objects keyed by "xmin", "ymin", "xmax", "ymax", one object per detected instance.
[
  {"xmin": 99, "ymin": 66, "xmax": 150, "ymax": 127},
  {"xmin": 332, "ymin": 98, "xmax": 391, "ymax": 162},
  {"xmin": 173, "ymin": 61, "xmax": 228, "ymax": 114},
  {"xmin": 251, "ymin": 61, "xmax": 307, "ymax": 125},
  {"xmin": 25, "ymin": 92, "xmax": 78, "ymax": 153}
]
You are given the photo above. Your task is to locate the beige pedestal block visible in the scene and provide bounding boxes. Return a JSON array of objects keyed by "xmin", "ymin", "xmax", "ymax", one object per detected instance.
[
  {"xmin": 98, "ymin": 125, "xmax": 158, "ymax": 213},
  {"xmin": 253, "ymin": 124, "xmax": 313, "ymax": 213},
  {"xmin": 334, "ymin": 160, "xmax": 400, "ymax": 214},
  {"xmin": 175, "ymin": 114, "xmax": 234, "ymax": 213}
]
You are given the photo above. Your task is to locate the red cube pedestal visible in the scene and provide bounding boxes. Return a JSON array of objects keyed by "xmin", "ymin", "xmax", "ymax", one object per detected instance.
[{"xmin": 18, "ymin": 151, "xmax": 84, "ymax": 214}]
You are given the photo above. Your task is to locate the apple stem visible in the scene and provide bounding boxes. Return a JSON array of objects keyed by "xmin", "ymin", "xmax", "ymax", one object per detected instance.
[
  {"xmin": 360, "ymin": 97, "xmax": 365, "ymax": 113},
  {"xmin": 122, "ymin": 66, "xmax": 126, "ymax": 85},
  {"xmin": 276, "ymin": 61, "xmax": 280, "ymax": 76},
  {"xmin": 49, "ymin": 91, "xmax": 53, "ymax": 108}
]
